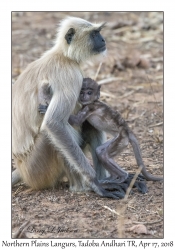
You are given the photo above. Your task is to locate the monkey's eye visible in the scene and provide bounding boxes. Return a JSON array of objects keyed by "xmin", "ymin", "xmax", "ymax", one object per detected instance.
[{"xmin": 88, "ymin": 91, "xmax": 92, "ymax": 95}]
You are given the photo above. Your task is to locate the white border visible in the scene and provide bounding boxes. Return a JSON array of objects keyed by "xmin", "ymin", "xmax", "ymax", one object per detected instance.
[{"xmin": 0, "ymin": 0, "xmax": 175, "ymax": 248}]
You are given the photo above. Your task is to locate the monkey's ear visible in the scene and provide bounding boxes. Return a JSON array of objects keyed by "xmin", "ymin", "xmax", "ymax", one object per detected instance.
[
  {"xmin": 98, "ymin": 85, "xmax": 101, "ymax": 91},
  {"xmin": 98, "ymin": 22, "xmax": 107, "ymax": 31},
  {"xmin": 65, "ymin": 28, "xmax": 75, "ymax": 44},
  {"xmin": 97, "ymin": 85, "xmax": 101, "ymax": 99}
]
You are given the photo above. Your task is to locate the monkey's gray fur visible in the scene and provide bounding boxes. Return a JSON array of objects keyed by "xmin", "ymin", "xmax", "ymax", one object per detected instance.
[{"xmin": 69, "ymin": 78, "xmax": 163, "ymax": 182}]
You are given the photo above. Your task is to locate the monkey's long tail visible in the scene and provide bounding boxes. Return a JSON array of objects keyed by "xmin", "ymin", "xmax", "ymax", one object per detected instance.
[{"xmin": 128, "ymin": 132, "xmax": 163, "ymax": 181}]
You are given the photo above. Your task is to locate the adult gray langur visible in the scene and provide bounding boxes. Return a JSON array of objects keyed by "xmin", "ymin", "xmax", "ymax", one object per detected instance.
[{"xmin": 12, "ymin": 16, "xmax": 145, "ymax": 199}]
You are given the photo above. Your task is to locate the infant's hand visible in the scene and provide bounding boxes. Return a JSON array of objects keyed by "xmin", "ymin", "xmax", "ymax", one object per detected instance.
[{"xmin": 83, "ymin": 106, "xmax": 89, "ymax": 112}]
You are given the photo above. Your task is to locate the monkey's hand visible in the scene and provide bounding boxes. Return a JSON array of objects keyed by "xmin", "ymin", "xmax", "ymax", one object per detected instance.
[
  {"xmin": 68, "ymin": 115, "xmax": 80, "ymax": 126},
  {"xmin": 99, "ymin": 180, "xmax": 127, "ymax": 199},
  {"xmin": 69, "ymin": 106, "xmax": 90, "ymax": 126},
  {"xmin": 38, "ymin": 104, "xmax": 48, "ymax": 114}
]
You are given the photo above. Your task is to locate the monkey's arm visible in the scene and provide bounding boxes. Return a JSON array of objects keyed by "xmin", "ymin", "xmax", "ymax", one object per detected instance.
[
  {"xmin": 40, "ymin": 94, "xmax": 123, "ymax": 199},
  {"xmin": 68, "ymin": 106, "xmax": 90, "ymax": 126}
]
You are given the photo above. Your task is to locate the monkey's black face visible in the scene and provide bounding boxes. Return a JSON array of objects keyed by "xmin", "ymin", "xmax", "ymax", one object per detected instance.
[
  {"xmin": 80, "ymin": 78, "xmax": 101, "ymax": 105},
  {"xmin": 79, "ymin": 88, "xmax": 98, "ymax": 105},
  {"xmin": 90, "ymin": 30, "xmax": 106, "ymax": 53}
]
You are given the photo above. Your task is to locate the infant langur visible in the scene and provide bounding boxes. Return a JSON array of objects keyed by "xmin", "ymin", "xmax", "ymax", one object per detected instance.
[
  {"xmin": 39, "ymin": 78, "xmax": 163, "ymax": 184},
  {"xmin": 70, "ymin": 78, "xmax": 163, "ymax": 183}
]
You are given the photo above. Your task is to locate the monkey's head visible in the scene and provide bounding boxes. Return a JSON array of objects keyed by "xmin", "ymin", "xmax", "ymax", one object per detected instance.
[
  {"xmin": 79, "ymin": 78, "xmax": 101, "ymax": 105},
  {"xmin": 56, "ymin": 17, "xmax": 106, "ymax": 63}
]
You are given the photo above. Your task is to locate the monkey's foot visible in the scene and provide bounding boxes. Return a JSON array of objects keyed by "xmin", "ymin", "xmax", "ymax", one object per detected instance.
[
  {"xmin": 98, "ymin": 187, "xmax": 125, "ymax": 199},
  {"xmin": 127, "ymin": 173, "xmax": 146, "ymax": 181},
  {"xmin": 99, "ymin": 173, "xmax": 128, "ymax": 184},
  {"xmin": 99, "ymin": 173, "xmax": 148, "ymax": 196},
  {"xmin": 123, "ymin": 173, "xmax": 148, "ymax": 194}
]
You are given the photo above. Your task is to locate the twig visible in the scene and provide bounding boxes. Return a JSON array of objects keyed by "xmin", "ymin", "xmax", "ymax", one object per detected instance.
[
  {"xmin": 124, "ymin": 166, "xmax": 142, "ymax": 201},
  {"xmin": 155, "ymin": 75, "xmax": 163, "ymax": 79},
  {"xmin": 151, "ymin": 57, "xmax": 163, "ymax": 62},
  {"xmin": 14, "ymin": 186, "xmax": 23, "ymax": 195},
  {"xmin": 133, "ymin": 219, "xmax": 163, "ymax": 225},
  {"xmin": 98, "ymin": 77, "xmax": 123, "ymax": 85},
  {"xmin": 94, "ymin": 62, "xmax": 102, "ymax": 81},
  {"xmin": 117, "ymin": 167, "xmax": 142, "ymax": 238},
  {"xmin": 12, "ymin": 221, "xmax": 30, "ymax": 238},
  {"xmin": 102, "ymin": 205, "xmax": 123, "ymax": 216},
  {"xmin": 149, "ymin": 122, "xmax": 163, "ymax": 128},
  {"xmin": 118, "ymin": 88, "xmax": 142, "ymax": 99},
  {"xmin": 113, "ymin": 26, "xmax": 133, "ymax": 34},
  {"xmin": 100, "ymin": 91, "xmax": 116, "ymax": 98}
]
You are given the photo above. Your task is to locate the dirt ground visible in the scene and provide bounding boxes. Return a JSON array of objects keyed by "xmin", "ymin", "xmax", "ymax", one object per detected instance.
[{"xmin": 12, "ymin": 12, "xmax": 163, "ymax": 239}]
